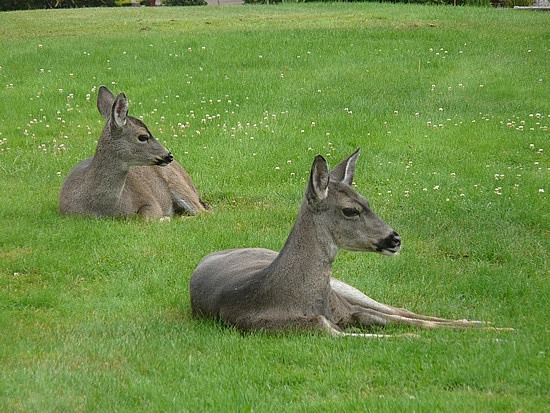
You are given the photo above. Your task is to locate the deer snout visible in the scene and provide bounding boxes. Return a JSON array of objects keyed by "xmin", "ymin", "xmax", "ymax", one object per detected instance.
[
  {"xmin": 376, "ymin": 231, "xmax": 402, "ymax": 255},
  {"xmin": 389, "ymin": 231, "xmax": 401, "ymax": 248},
  {"xmin": 156, "ymin": 152, "xmax": 174, "ymax": 166}
]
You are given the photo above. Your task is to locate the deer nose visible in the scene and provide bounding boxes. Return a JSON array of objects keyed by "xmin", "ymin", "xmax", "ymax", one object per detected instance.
[
  {"xmin": 389, "ymin": 231, "xmax": 401, "ymax": 248},
  {"xmin": 155, "ymin": 152, "xmax": 174, "ymax": 166},
  {"xmin": 164, "ymin": 152, "xmax": 174, "ymax": 163},
  {"xmin": 374, "ymin": 231, "xmax": 402, "ymax": 254}
]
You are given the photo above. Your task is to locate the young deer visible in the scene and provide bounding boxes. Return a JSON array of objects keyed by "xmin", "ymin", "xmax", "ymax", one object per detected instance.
[
  {"xmin": 190, "ymin": 149, "xmax": 500, "ymax": 337},
  {"xmin": 59, "ymin": 86, "xmax": 207, "ymax": 219}
]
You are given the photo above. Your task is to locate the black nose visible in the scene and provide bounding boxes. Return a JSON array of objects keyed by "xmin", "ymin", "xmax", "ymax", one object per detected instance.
[
  {"xmin": 155, "ymin": 153, "xmax": 174, "ymax": 166},
  {"xmin": 377, "ymin": 231, "xmax": 401, "ymax": 251},
  {"xmin": 389, "ymin": 231, "xmax": 401, "ymax": 248},
  {"xmin": 164, "ymin": 153, "xmax": 174, "ymax": 163}
]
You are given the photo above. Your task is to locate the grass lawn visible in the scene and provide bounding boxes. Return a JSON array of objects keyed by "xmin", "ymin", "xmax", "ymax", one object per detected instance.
[{"xmin": 0, "ymin": 3, "xmax": 548, "ymax": 412}]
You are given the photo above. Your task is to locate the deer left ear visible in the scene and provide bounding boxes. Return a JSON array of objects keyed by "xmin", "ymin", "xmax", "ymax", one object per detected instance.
[
  {"xmin": 329, "ymin": 148, "xmax": 360, "ymax": 185},
  {"xmin": 111, "ymin": 93, "xmax": 128, "ymax": 128},
  {"xmin": 307, "ymin": 155, "xmax": 329, "ymax": 204}
]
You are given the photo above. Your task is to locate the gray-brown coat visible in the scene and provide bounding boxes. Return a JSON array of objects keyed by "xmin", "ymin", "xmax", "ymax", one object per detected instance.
[
  {"xmin": 190, "ymin": 150, "xmax": 498, "ymax": 337},
  {"xmin": 59, "ymin": 86, "xmax": 207, "ymax": 219}
]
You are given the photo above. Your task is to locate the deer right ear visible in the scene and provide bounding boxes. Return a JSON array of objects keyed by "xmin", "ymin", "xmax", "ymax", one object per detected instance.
[
  {"xmin": 97, "ymin": 86, "xmax": 115, "ymax": 120},
  {"xmin": 307, "ymin": 155, "xmax": 329, "ymax": 204},
  {"xmin": 111, "ymin": 93, "xmax": 128, "ymax": 128}
]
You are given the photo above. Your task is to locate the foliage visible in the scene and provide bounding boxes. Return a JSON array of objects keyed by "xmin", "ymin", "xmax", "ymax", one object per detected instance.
[
  {"xmin": 243, "ymin": 0, "xmax": 496, "ymax": 6},
  {"xmin": 114, "ymin": 0, "xmax": 146, "ymax": 6},
  {"xmin": 0, "ymin": 0, "xmax": 206, "ymax": 10},
  {"xmin": 503, "ymin": 0, "xmax": 533, "ymax": 6},
  {"xmin": 0, "ymin": 4, "xmax": 548, "ymax": 412},
  {"xmin": 0, "ymin": 0, "xmax": 116, "ymax": 10},
  {"xmin": 164, "ymin": 0, "xmax": 207, "ymax": 6}
]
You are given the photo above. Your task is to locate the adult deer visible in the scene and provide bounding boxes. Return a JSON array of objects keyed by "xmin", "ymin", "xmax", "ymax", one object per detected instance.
[
  {"xmin": 59, "ymin": 86, "xmax": 207, "ymax": 219},
  {"xmin": 190, "ymin": 149, "xmax": 497, "ymax": 337}
]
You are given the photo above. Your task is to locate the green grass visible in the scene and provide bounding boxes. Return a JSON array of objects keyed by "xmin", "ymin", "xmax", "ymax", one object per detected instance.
[{"xmin": 0, "ymin": 3, "xmax": 548, "ymax": 412}]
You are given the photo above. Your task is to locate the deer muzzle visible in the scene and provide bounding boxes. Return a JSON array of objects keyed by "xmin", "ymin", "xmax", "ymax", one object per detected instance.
[
  {"xmin": 375, "ymin": 231, "xmax": 402, "ymax": 255},
  {"xmin": 155, "ymin": 152, "xmax": 174, "ymax": 166}
]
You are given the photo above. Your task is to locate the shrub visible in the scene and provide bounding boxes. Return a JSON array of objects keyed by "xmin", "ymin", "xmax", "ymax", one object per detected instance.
[
  {"xmin": 0, "ymin": 0, "xmax": 116, "ymax": 10},
  {"xmin": 164, "ymin": 0, "xmax": 207, "ymax": 5},
  {"xmin": 114, "ymin": 0, "xmax": 147, "ymax": 6},
  {"xmin": 503, "ymin": 0, "xmax": 533, "ymax": 6},
  {"xmin": 242, "ymin": 0, "xmax": 497, "ymax": 6}
]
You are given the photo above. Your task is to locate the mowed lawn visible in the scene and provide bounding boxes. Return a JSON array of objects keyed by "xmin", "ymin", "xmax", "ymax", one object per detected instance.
[{"xmin": 0, "ymin": 3, "xmax": 548, "ymax": 412}]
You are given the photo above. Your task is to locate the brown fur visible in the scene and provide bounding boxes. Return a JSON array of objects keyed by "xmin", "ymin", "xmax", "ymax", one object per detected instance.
[
  {"xmin": 190, "ymin": 150, "xmax": 504, "ymax": 337},
  {"xmin": 59, "ymin": 86, "xmax": 207, "ymax": 219}
]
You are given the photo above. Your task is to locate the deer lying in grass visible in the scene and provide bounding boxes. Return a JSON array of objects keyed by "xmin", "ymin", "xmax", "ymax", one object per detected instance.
[
  {"xmin": 59, "ymin": 86, "xmax": 207, "ymax": 219},
  {"xmin": 190, "ymin": 149, "xmax": 503, "ymax": 337}
]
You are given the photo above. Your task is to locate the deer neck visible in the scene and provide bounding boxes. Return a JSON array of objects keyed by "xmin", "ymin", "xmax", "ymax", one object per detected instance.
[
  {"xmin": 266, "ymin": 203, "xmax": 337, "ymax": 307},
  {"xmin": 86, "ymin": 139, "xmax": 130, "ymax": 209}
]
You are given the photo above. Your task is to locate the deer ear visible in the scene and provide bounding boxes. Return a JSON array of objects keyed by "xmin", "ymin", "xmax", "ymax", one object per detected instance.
[
  {"xmin": 307, "ymin": 155, "xmax": 329, "ymax": 203},
  {"xmin": 329, "ymin": 148, "xmax": 360, "ymax": 185},
  {"xmin": 111, "ymin": 93, "xmax": 128, "ymax": 128},
  {"xmin": 97, "ymin": 86, "xmax": 115, "ymax": 120}
]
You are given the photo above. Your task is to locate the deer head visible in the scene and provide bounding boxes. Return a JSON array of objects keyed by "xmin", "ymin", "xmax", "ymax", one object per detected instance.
[
  {"xmin": 96, "ymin": 86, "xmax": 173, "ymax": 167},
  {"xmin": 306, "ymin": 149, "xmax": 401, "ymax": 256}
]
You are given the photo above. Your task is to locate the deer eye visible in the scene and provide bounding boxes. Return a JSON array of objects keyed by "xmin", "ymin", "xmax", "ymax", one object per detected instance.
[
  {"xmin": 342, "ymin": 208, "xmax": 360, "ymax": 218},
  {"xmin": 138, "ymin": 134, "xmax": 149, "ymax": 142}
]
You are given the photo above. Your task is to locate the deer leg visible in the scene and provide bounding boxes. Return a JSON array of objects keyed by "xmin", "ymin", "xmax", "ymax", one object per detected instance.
[
  {"xmin": 247, "ymin": 315, "xmax": 417, "ymax": 338},
  {"xmin": 350, "ymin": 306, "xmax": 473, "ymax": 330},
  {"xmin": 331, "ymin": 278, "xmax": 495, "ymax": 329},
  {"xmin": 316, "ymin": 316, "xmax": 418, "ymax": 338},
  {"xmin": 137, "ymin": 203, "xmax": 164, "ymax": 220},
  {"xmin": 172, "ymin": 191, "xmax": 198, "ymax": 216}
]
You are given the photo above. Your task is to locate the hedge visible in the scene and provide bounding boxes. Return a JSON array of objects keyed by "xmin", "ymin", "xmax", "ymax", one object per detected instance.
[{"xmin": 1, "ymin": 0, "xmax": 116, "ymax": 10}]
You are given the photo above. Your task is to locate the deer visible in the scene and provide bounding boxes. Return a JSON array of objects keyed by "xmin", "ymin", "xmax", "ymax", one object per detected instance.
[
  {"xmin": 59, "ymin": 86, "xmax": 207, "ymax": 219},
  {"xmin": 190, "ymin": 149, "xmax": 507, "ymax": 338}
]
